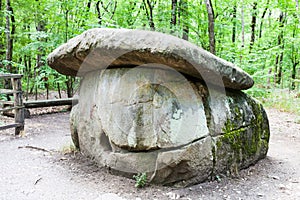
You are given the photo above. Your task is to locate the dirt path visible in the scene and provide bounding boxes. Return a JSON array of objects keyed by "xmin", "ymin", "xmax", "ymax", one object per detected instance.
[{"xmin": 0, "ymin": 109, "xmax": 300, "ymax": 200}]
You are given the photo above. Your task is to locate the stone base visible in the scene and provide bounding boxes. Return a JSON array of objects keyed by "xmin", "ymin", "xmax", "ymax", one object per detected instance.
[{"xmin": 70, "ymin": 68, "xmax": 270, "ymax": 186}]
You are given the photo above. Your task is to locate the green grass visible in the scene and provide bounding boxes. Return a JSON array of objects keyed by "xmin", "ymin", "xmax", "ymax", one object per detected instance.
[
  {"xmin": 61, "ymin": 143, "xmax": 78, "ymax": 154},
  {"xmin": 133, "ymin": 173, "xmax": 147, "ymax": 188},
  {"xmin": 247, "ymin": 88, "xmax": 300, "ymax": 116}
]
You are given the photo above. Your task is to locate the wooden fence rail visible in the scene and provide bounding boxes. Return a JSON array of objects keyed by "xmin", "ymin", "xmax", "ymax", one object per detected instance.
[
  {"xmin": 0, "ymin": 73, "xmax": 25, "ymax": 135},
  {"xmin": 1, "ymin": 73, "xmax": 78, "ymax": 135}
]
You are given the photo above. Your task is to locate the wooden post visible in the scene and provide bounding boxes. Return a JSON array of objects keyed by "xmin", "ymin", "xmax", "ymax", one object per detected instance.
[{"xmin": 12, "ymin": 76, "xmax": 24, "ymax": 135}]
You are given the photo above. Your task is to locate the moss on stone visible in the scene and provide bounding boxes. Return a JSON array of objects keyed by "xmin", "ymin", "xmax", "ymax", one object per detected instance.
[{"xmin": 217, "ymin": 100, "xmax": 266, "ymax": 170}]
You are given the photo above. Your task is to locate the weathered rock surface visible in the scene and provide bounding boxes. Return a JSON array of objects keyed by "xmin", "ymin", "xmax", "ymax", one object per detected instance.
[
  {"xmin": 69, "ymin": 67, "xmax": 269, "ymax": 186},
  {"xmin": 47, "ymin": 28, "xmax": 254, "ymax": 90},
  {"xmin": 48, "ymin": 28, "xmax": 269, "ymax": 186}
]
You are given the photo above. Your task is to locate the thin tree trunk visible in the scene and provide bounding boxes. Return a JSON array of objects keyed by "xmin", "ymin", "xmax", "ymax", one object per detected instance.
[
  {"xmin": 87, "ymin": 0, "xmax": 91, "ymax": 11},
  {"xmin": 249, "ymin": 2, "xmax": 257, "ymax": 52},
  {"xmin": 95, "ymin": 1, "xmax": 117, "ymax": 26},
  {"xmin": 46, "ymin": 80, "xmax": 49, "ymax": 99},
  {"xmin": 241, "ymin": 2, "xmax": 245, "ymax": 48},
  {"xmin": 34, "ymin": 15, "xmax": 46, "ymax": 100},
  {"xmin": 258, "ymin": 0, "xmax": 269, "ymax": 39},
  {"xmin": 291, "ymin": 62, "xmax": 298, "ymax": 90},
  {"xmin": 205, "ymin": 0, "xmax": 215, "ymax": 55},
  {"xmin": 0, "ymin": 0, "xmax": 2, "ymax": 23},
  {"xmin": 100, "ymin": 0, "xmax": 117, "ymax": 21},
  {"xmin": 143, "ymin": 0, "xmax": 155, "ymax": 31},
  {"xmin": 267, "ymin": 68, "xmax": 272, "ymax": 89},
  {"xmin": 5, "ymin": 0, "xmax": 15, "ymax": 73},
  {"xmin": 24, "ymin": 25, "xmax": 31, "ymax": 99},
  {"xmin": 63, "ymin": 6, "xmax": 74, "ymax": 98},
  {"xmin": 33, "ymin": 61, "xmax": 38, "ymax": 101},
  {"xmin": 65, "ymin": 9, "xmax": 69, "ymax": 42},
  {"xmin": 170, "ymin": 0, "xmax": 177, "ymax": 30},
  {"xmin": 147, "ymin": 0, "xmax": 155, "ymax": 31},
  {"xmin": 291, "ymin": 13, "xmax": 299, "ymax": 90},
  {"xmin": 109, "ymin": 1, "xmax": 117, "ymax": 21},
  {"xmin": 24, "ymin": 56, "xmax": 31, "ymax": 100},
  {"xmin": 96, "ymin": 1, "xmax": 102, "ymax": 25},
  {"xmin": 180, "ymin": 0, "xmax": 189, "ymax": 40},
  {"xmin": 66, "ymin": 76, "xmax": 74, "ymax": 98},
  {"xmin": 0, "ymin": 0, "xmax": 4, "ymax": 62},
  {"xmin": 4, "ymin": 0, "xmax": 15, "ymax": 101},
  {"xmin": 232, "ymin": 4, "xmax": 237, "ymax": 43},
  {"xmin": 57, "ymin": 82, "xmax": 62, "ymax": 99},
  {"xmin": 276, "ymin": 52, "xmax": 284, "ymax": 85},
  {"xmin": 275, "ymin": 12, "xmax": 285, "ymax": 85}
]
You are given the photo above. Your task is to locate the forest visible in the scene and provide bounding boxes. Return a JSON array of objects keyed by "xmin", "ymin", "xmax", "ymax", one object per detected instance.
[{"xmin": 0, "ymin": 0, "xmax": 299, "ymax": 110}]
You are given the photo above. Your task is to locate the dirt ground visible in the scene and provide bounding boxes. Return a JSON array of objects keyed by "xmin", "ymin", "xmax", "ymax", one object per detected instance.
[{"xmin": 0, "ymin": 108, "xmax": 300, "ymax": 200}]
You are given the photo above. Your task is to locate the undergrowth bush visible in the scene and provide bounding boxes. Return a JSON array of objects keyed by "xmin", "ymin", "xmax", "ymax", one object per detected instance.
[{"xmin": 246, "ymin": 87, "xmax": 300, "ymax": 116}]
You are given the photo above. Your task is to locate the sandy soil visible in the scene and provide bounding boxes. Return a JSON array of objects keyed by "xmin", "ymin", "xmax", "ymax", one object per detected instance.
[{"xmin": 0, "ymin": 108, "xmax": 299, "ymax": 200}]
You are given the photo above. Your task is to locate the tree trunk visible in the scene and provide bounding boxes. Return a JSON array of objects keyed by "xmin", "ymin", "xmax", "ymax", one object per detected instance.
[
  {"xmin": 87, "ymin": 0, "xmax": 91, "ymax": 11},
  {"xmin": 100, "ymin": 0, "xmax": 117, "ymax": 21},
  {"xmin": 258, "ymin": 0, "xmax": 269, "ymax": 39},
  {"xmin": 180, "ymin": 0, "xmax": 189, "ymax": 40},
  {"xmin": 33, "ymin": 15, "xmax": 46, "ymax": 100},
  {"xmin": 95, "ymin": 1, "xmax": 118, "ymax": 26},
  {"xmin": 232, "ymin": 4, "xmax": 237, "ymax": 43},
  {"xmin": 0, "ymin": 0, "xmax": 2, "ymax": 23},
  {"xmin": 275, "ymin": 52, "xmax": 284, "ymax": 85},
  {"xmin": 4, "ymin": 0, "xmax": 15, "ymax": 100},
  {"xmin": 275, "ymin": 12, "xmax": 285, "ymax": 85},
  {"xmin": 241, "ymin": 2, "xmax": 245, "ymax": 48},
  {"xmin": 143, "ymin": 0, "xmax": 155, "ymax": 31},
  {"xmin": 249, "ymin": 2, "xmax": 257, "ymax": 52},
  {"xmin": 66, "ymin": 76, "xmax": 74, "ymax": 98},
  {"xmin": 96, "ymin": 1, "xmax": 102, "ymax": 25},
  {"xmin": 65, "ymin": 9, "xmax": 69, "ymax": 42},
  {"xmin": 57, "ymin": 81, "xmax": 62, "ymax": 99},
  {"xmin": 267, "ymin": 68, "xmax": 272, "ymax": 89},
  {"xmin": 291, "ymin": 13, "xmax": 299, "ymax": 90},
  {"xmin": 291, "ymin": 62, "xmax": 298, "ymax": 90},
  {"xmin": 170, "ymin": 0, "xmax": 177, "ymax": 30},
  {"xmin": 24, "ymin": 55, "xmax": 31, "ymax": 100},
  {"xmin": 0, "ymin": 0, "xmax": 4, "ymax": 58},
  {"xmin": 109, "ymin": 1, "xmax": 117, "ymax": 21},
  {"xmin": 23, "ymin": 24, "xmax": 31, "ymax": 100},
  {"xmin": 5, "ymin": 0, "xmax": 15, "ymax": 73},
  {"xmin": 205, "ymin": 0, "xmax": 215, "ymax": 55}
]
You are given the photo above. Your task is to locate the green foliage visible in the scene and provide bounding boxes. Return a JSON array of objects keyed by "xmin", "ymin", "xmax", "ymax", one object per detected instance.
[
  {"xmin": 133, "ymin": 172, "xmax": 147, "ymax": 188},
  {"xmin": 0, "ymin": 0, "xmax": 298, "ymax": 98},
  {"xmin": 247, "ymin": 86, "xmax": 300, "ymax": 116},
  {"xmin": 245, "ymin": 87, "xmax": 270, "ymax": 99},
  {"xmin": 262, "ymin": 89, "xmax": 300, "ymax": 115}
]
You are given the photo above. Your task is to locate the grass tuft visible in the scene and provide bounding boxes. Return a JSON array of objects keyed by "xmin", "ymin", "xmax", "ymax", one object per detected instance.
[{"xmin": 61, "ymin": 143, "xmax": 78, "ymax": 154}]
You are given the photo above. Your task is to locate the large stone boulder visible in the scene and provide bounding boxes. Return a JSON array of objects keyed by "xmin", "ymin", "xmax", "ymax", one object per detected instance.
[{"xmin": 48, "ymin": 28, "xmax": 270, "ymax": 187}]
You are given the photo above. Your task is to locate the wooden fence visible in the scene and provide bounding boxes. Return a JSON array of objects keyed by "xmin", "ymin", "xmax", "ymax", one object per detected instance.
[
  {"xmin": 0, "ymin": 74, "xmax": 25, "ymax": 135},
  {"xmin": 1, "ymin": 73, "xmax": 79, "ymax": 136}
]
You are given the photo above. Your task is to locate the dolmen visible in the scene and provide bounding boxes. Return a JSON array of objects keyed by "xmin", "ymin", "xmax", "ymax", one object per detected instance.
[{"xmin": 47, "ymin": 28, "xmax": 270, "ymax": 187}]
